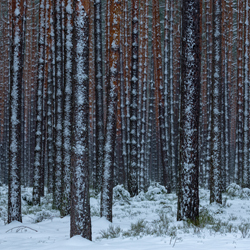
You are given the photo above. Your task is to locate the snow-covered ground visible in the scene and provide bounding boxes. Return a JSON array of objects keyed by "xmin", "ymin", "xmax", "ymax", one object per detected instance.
[{"xmin": 1, "ymin": 183, "xmax": 250, "ymax": 250}]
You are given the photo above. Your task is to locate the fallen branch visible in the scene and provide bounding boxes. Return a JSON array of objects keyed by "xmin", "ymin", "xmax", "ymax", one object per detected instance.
[{"xmin": 6, "ymin": 226, "xmax": 38, "ymax": 233}]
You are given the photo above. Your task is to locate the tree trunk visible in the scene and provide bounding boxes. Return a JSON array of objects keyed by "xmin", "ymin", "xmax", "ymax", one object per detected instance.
[
  {"xmin": 177, "ymin": 0, "xmax": 200, "ymax": 224},
  {"xmin": 70, "ymin": 0, "xmax": 91, "ymax": 240},
  {"xmin": 8, "ymin": 0, "xmax": 25, "ymax": 223}
]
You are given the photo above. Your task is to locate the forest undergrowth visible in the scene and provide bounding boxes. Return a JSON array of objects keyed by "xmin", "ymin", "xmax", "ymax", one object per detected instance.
[{"xmin": 1, "ymin": 183, "xmax": 250, "ymax": 242}]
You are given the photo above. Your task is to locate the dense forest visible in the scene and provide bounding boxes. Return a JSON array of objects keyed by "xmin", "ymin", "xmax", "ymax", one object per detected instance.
[{"xmin": 0, "ymin": 0, "xmax": 249, "ymax": 240}]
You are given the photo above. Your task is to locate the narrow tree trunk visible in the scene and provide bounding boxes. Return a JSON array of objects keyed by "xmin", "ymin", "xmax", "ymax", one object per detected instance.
[
  {"xmin": 94, "ymin": 0, "xmax": 104, "ymax": 194},
  {"xmin": 100, "ymin": 0, "xmax": 121, "ymax": 222},
  {"xmin": 128, "ymin": 0, "xmax": 139, "ymax": 197},
  {"xmin": 33, "ymin": 0, "xmax": 45, "ymax": 206},
  {"xmin": 210, "ymin": 0, "xmax": 222, "ymax": 204}
]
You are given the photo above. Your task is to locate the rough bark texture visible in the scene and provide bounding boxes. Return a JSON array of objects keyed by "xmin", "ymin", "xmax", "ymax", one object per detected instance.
[
  {"xmin": 94, "ymin": 0, "xmax": 104, "ymax": 194},
  {"xmin": 61, "ymin": 0, "xmax": 73, "ymax": 216},
  {"xmin": 210, "ymin": 0, "xmax": 222, "ymax": 204},
  {"xmin": 8, "ymin": 0, "xmax": 24, "ymax": 223},
  {"xmin": 177, "ymin": 0, "xmax": 200, "ymax": 224},
  {"xmin": 100, "ymin": 0, "xmax": 121, "ymax": 222},
  {"xmin": 70, "ymin": 0, "xmax": 91, "ymax": 240},
  {"xmin": 128, "ymin": 0, "xmax": 139, "ymax": 197}
]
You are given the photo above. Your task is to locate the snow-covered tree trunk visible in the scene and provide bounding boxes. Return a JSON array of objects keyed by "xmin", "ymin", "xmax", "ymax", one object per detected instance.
[
  {"xmin": 8, "ymin": 0, "xmax": 24, "ymax": 223},
  {"xmin": 226, "ymin": 0, "xmax": 233, "ymax": 185},
  {"xmin": 70, "ymin": 0, "xmax": 91, "ymax": 240},
  {"xmin": 210, "ymin": 0, "xmax": 222, "ymax": 204},
  {"xmin": 164, "ymin": 0, "xmax": 171, "ymax": 192},
  {"xmin": 61, "ymin": 0, "xmax": 73, "ymax": 216},
  {"xmin": 177, "ymin": 0, "xmax": 200, "ymax": 224},
  {"xmin": 205, "ymin": 0, "xmax": 213, "ymax": 189},
  {"xmin": 33, "ymin": 0, "xmax": 46, "ymax": 206},
  {"xmin": 124, "ymin": 0, "xmax": 131, "ymax": 190},
  {"xmin": 138, "ymin": 0, "xmax": 148, "ymax": 192},
  {"xmin": 152, "ymin": 0, "xmax": 168, "ymax": 190},
  {"xmin": 94, "ymin": 0, "xmax": 104, "ymax": 194},
  {"xmin": 128, "ymin": 0, "xmax": 139, "ymax": 197},
  {"xmin": 235, "ymin": 0, "xmax": 244, "ymax": 185},
  {"xmin": 100, "ymin": 0, "xmax": 121, "ymax": 222},
  {"xmin": 243, "ymin": 0, "xmax": 249, "ymax": 187},
  {"xmin": 47, "ymin": 0, "xmax": 55, "ymax": 194},
  {"xmin": 53, "ymin": 0, "xmax": 64, "ymax": 210}
]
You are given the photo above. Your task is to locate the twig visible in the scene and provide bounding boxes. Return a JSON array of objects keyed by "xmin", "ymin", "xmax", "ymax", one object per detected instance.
[{"xmin": 6, "ymin": 226, "xmax": 38, "ymax": 233}]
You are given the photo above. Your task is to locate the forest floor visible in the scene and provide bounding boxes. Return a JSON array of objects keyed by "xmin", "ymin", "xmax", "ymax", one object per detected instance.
[{"xmin": 1, "ymin": 183, "xmax": 250, "ymax": 249}]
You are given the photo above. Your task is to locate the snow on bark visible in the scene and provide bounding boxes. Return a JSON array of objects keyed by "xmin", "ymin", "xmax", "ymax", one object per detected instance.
[
  {"xmin": 53, "ymin": 0, "xmax": 64, "ymax": 210},
  {"xmin": 94, "ymin": 0, "xmax": 104, "ymax": 194},
  {"xmin": 138, "ymin": 0, "xmax": 148, "ymax": 192},
  {"xmin": 235, "ymin": 0, "xmax": 244, "ymax": 185},
  {"xmin": 100, "ymin": 0, "xmax": 121, "ymax": 222},
  {"xmin": 70, "ymin": 0, "xmax": 91, "ymax": 240},
  {"xmin": 128, "ymin": 0, "xmax": 139, "ymax": 197},
  {"xmin": 178, "ymin": 0, "xmax": 200, "ymax": 224},
  {"xmin": 8, "ymin": 0, "xmax": 24, "ymax": 223},
  {"xmin": 210, "ymin": 0, "xmax": 222, "ymax": 204},
  {"xmin": 47, "ymin": 0, "xmax": 54, "ymax": 194},
  {"xmin": 61, "ymin": 0, "xmax": 73, "ymax": 216},
  {"xmin": 243, "ymin": 0, "xmax": 249, "ymax": 186},
  {"xmin": 164, "ymin": 0, "xmax": 171, "ymax": 193},
  {"xmin": 33, "ymin": 0, "xmax": 46, "ymax": 206},
  {"xmin": 152, "ymin": 0, "xmax": 168, "ymax": 192}
]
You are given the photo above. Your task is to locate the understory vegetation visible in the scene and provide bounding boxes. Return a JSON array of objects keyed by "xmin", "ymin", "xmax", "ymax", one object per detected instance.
[{"xmin": 1, "ymin": 183, "xmax": 250, "ymax": 241}]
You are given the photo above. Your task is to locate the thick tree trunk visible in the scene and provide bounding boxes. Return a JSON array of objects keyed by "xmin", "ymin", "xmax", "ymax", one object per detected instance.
[
  {"xmin": 177, "ymin": 0, "xmax": 200, "ymax": 224},
  {"xmin": 70, "ymin": 0, "xmax": 91, "ymax": 240},
  {"xmin": 8, "ymin": 0, "xmax": 24, "ymax": 223}
]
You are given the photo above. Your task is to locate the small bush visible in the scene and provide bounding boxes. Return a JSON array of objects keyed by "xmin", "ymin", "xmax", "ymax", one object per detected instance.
[
  {"xmin": 0, "ymin": 206, "xmax": 7, "ymax": 224},
  {"xmin": 145, "ymin": 183, "xmax": 168, "ymax": 201},
  {"xmin": 34, "ymin": 210, "xmax": 55, "ymax": 223},
  {"xmin": 199, "ymin": 208, "xmax": 215, "ymax": 228},
  {"xmin": 98, "ymin": 225, "xmax": 122, "ymax": 239},
  {"xmin": 239, "ymin": 222, "xmax": 250, "ymax": 238},
  {"xmin": 22, "ymin": 192, "xmax": 33, "ymax": 206},
  {"xmin": 113, "ymin": 185, "xmax": 131, "ymax": 205},
  {"xmin": 240, "ymin": 188, "xmax": 250, "ymax": 199},
  {"xmin": 123, "ymin": 219, "xmax": 147, "ymax": 237},
  {"xmin": 226, "ymin": 183, "xmax": 242, "ymax": 197}
]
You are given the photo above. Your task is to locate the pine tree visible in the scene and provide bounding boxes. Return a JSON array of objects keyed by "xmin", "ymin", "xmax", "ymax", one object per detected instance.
[
  {"xmin": 210, "ymin": 0, "xmax": 222, "ymax": 204},
  {"xmin": 100, "ymin": 0, "xmax": 121, "ymax": 222},
  {"xmin": 33, "ymin": 0, "xmax": 46, "ymax": 206},
  {"xmin": 53, "ymin": 0, "xmax": 64, "ymax": 210},
  {"xmin": 8, "ymin": 0, "xmax": 25, "ymax": 223},
  {"xmin": 128, "ymin": 0, "xmax": 139, "ymax": 197},
  {"xmin": 94, "ymin": 0, "xmax": 104, "ymax": 194},
  {"xmin": 177, "ymin": 0, "xmax": 200, "ymax": 224},
  {"xmin": 70, "ymin": 0, "xmax": 91, "ymax": 240},
  {"xmin": 61, "ymin": 0, "xmax": 73, "ymax": 216}
]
